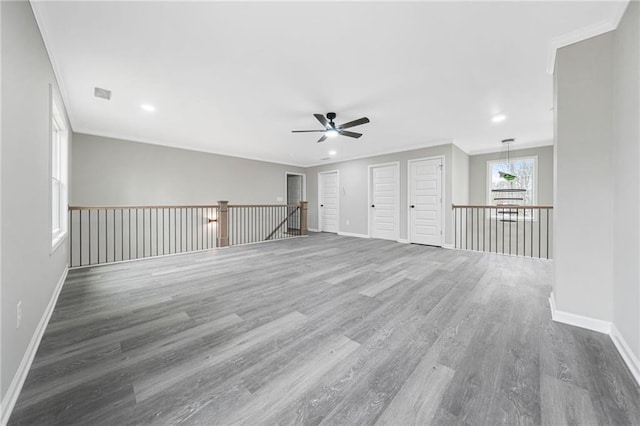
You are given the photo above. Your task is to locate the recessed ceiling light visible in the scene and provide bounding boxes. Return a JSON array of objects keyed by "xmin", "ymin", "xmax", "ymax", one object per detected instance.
[
  {"xmin": 326, "ymin": 129, "xmax": 339, "ymax": 138},
  {"xmin": 492, "ymin": 114, "xmax": 506, "ymax": 123},
  {"xmin": 140, "ymin": 104, "xmax": 156, "ymax": 112},
  {"xmin": 329, "ymin": 150, "xmax": 337, "ymax": 156}
]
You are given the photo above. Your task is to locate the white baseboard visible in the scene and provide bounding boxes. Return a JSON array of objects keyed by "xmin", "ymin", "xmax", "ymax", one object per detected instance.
[
  {"xmin": 338, "ymin": 231, "xmax": 370, "ymax": 239},
  {"xmin": 548, "ymin": 292, "xmax": 611, "ymax": 334},
  {"xmin": 549, "ymin": 293, "xmax": 639, "ymax": 387},
  {"xmin": 611, "ymin": 323, "xmax": 640, "ymax": 386},
  {"xmin": 1, "ymin": 266, "xmax": 68, "ymax": 425},
  {"xmin": 308, "ymin": 228, "xmax": 320, "ymax": 233},
  {"xmin": 397, "ymin": 239, "xmax": 409, "ymax": 244},
  {"xmin": 442, "ymin": 243, "xmax": 455, "ymax": 249}
]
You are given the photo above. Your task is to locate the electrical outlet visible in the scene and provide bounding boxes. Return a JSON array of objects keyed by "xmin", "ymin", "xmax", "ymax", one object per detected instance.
[{"xmin": 17, "ymin": 301, "xmax": 22, "ymax": 329}]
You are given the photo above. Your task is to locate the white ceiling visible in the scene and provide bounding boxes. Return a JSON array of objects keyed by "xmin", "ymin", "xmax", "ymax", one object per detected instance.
[{"xmin": 32, "ymin": 1, "xmax": 628, "ymax": 167}]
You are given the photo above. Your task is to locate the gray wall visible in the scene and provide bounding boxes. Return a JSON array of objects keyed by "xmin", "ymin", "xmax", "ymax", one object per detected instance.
[
  {"xmin": 306, "ymin": 143, "xmax": 462, "ymax": 245},
  {"xmin": 1, "ymin": 0, "xmax": 72, "ymax": 403},
  {"xmin": 612, "ymin": 1, "xmax": 640, "ymax": 363},
  {"xmin": 469, "ymin": 146, "xmax": 554, "ymax": 205},
  {"xmin": 554, "ymin": 4, "xmax": 640, "ymax": 369},
  {"xmin": 71, "ymin": 133, "xmax": 305, "ymax": 206},
  {"xmin": 554, "ymin": 33, "xmax": 614, "ymax": 321},
  {"xmin": 451, "ymin": 144, "xmax": 469, "ymax": 205}
]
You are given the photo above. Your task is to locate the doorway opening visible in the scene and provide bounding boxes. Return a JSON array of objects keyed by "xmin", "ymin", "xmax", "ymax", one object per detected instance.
[{"xmin": 286, "ymin": 172, "xmax": 305, "ymax": 231}]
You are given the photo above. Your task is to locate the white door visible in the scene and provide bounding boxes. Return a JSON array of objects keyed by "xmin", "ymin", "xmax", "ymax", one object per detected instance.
[
  {"xmin": 370, "ymin": 163, "xmax": 399, "ymax": 240},
  {"xmin": 319, "ymin": 171, "xmax": 339, "ymax": 233},
  {"xmin": 409, "ymin": 158, "xmax": 443, "ymax": 246}
]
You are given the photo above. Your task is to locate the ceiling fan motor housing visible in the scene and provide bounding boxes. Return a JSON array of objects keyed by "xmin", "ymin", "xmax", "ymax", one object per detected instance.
[{"xmin": 291, "ymin": 112, "xmax": 369, "ymax": 142}]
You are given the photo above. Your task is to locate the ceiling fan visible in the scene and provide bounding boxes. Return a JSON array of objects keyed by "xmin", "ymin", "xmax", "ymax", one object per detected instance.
[{"xmin": 292, "ymin": 112, "xmax": 370, "ymax": 143}]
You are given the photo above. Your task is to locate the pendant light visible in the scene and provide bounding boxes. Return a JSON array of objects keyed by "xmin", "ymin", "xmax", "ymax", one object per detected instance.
[
  {"xmin": 492, "ymin": 138, "xmax": 526, "ymax": 222},
  {"xmin": 499, "ymin": 139, "xmax": 517, "ymax": 181}
]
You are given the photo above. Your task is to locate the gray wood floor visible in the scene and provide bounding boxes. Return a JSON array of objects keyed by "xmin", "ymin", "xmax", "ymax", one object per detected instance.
[{"xmin": 9, "ymin": 233, "xmax": 640, "ymax": 425}]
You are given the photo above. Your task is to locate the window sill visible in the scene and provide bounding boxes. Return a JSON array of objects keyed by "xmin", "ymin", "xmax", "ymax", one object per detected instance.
[{"xmin": 51, "ymin": 231, "xmax": 68, "ymax": 254}]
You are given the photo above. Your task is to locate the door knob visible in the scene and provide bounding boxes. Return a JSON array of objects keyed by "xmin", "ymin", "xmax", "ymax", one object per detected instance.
[
  {"xmin": 371, "ymin": 204, "xmax": 375, "ymax": 208},
  {"xmin": 410, "ymin": 205, "xmax": 415, "ymax": 208},
  {"xmin": 320, "ymin": 204, "xmax": 324, "ymax": 207}
]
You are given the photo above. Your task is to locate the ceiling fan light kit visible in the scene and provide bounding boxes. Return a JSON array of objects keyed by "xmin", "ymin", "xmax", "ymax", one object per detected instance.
[{"xmin": 292, "ymin": 112, "xmax": 370, "ymax": 143}]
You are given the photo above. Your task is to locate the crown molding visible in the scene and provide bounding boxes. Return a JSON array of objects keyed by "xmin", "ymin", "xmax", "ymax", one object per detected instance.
[
  {"xmin": 464, "ymin": 138, "xmax": 553, "ymax": 156},
  {"xmin": 73, "ymin": 128, "xmax": 307, "ymax": 168},
  {"xmin": 30, "ymin": 1, "xmax": 77, "ymax": 131},
  {"xmin": 547, "ymin": 1, "xmax": 630, "ymax": 74},
  {"xmin": 303, "ymin": 139, "xmax": 455, "ymax": 168}
]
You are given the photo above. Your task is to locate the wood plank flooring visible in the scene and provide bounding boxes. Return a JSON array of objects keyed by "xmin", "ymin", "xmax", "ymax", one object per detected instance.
[{"xmin": 8, "ymin": 233, "xmax": 640, "ymax": 425}]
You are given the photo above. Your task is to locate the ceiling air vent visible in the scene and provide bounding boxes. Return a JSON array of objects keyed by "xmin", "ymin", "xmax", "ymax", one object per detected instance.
[
  {"xmin": 94, "ymin": 87, "xmax": 111, "ymax": 100},
  {"xmin": 321, "ymin": 157, "xmax": 331, "ymax": 161}
]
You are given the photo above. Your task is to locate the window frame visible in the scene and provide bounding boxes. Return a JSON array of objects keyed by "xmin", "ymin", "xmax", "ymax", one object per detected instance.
[
  {"xmin": 486, "ymin": 155, "xmax": 538, "ymax": 220},
  {"xmin": 51, "ymin": 96, "xmax": 68, "ymax": 251}
]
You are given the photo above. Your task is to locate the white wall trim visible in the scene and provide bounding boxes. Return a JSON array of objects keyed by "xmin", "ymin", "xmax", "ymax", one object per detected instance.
[
  {"xmin": 549, "ymin": 293, "xmax": 640, "ymax": 387},
  {"xmin": 466, "ymin": 139, "xmax": 554, "ymax": 156},
  {"xmin": 546, "ymin": 1, "xmax": 630, "ymax": 74},
  {"xmin": 308, "ymin": 228, "xmax": 320, "ymax": 233},
  {"xmin": 74, "ymin": 129, "xmax": 306, "ymax": 168},
  {"xmin": 442, "ymin": 243, "xmax": 455, "ymax": 249},
  {"xmin": 338, "ymin": 231, "xmax": 370, "ymax": 239},
  {"xmin": 367, "ymin": 161, "xmax": 400, "ymax": 241},
  {"xmin": 549, "ymin": 292, "xmax": 612, "ymax": 334},
  {"xmin": 1, "ymin": 266, "xmax": 68, "ymax": 426},
  {"xmin": 304, "ymin": 139, "xmax": 454, "ymax": 168},
  {"xmin": 284, "ymin": 171, "xmax": 306, "ymax": 204},
  {"xmin": 610, "ymin": 324, "xmax": 640, "ymax": 386},
  {"xmin": 397, "ymin": 239, "xmax": 409, "ymax": 244},
  {"xmin": 30, "ymin": 2, "xmax": 75, "ymax": 130}
]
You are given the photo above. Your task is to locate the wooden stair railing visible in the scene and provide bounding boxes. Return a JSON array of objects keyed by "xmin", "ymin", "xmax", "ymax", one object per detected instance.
[
  {"xmin": 218, "ymin": 201, "xmax": 308, "ymax": 247},
  {"xmin": 67, "ymin": 201, "xmax": 309, "ymax": 267}
]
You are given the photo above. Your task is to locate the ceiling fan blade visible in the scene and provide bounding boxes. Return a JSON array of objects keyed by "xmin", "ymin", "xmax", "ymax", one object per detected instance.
[
  {"xmin": 338, "ymin": 117, "xmax": 370, "ymax": 130},
  {"xmin": 317, "ymin": 134, "xmax": 328, "ymax": 143},
  {"xmin": 291, "ymin": 130, "xmax": 327, "ymax": 133},
  {"xmin": 313, "ymin": 114, "xmax": 330, "ymax": 129},
  {"xmin": 339, "ymin": 130, "xmax": 363, "ymax": 139}
]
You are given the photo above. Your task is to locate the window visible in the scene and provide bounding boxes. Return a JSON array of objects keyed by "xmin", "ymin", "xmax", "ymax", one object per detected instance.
[
  {"xmin": 487, "ymin": 156, "xmax": 537, "ymax": 219},
  {"xmin": 51, "ymin": 99, "xmax": 68, "ymax": 249}
]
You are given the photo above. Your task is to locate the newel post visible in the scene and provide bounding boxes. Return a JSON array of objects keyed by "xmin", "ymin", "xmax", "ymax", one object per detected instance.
[
  {"xmin": 217, "ymin": 201, "xmax": 229, "ymax": 247},
  {"xmin": 300, "ymin": 201, "xmax": 308, "ymax": 236}
]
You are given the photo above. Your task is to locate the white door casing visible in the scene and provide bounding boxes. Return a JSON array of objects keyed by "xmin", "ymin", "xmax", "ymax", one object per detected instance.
[
  {"xmin": 319, "ymin": 171, "xmax": 339, "ymax": 233},
  {"xmin": 285, "ymin": 172, "xmax": 306, "ymax": 203},
  {"xmin": 368, "ymin": 162, "xmax": 399, "ymax": 240},
  {"xmin": 286, "ymin": 173, "xmax": 305, "ymax": 230},
  {"xmin": 409, "ymin": 157, "xmax": 443, "ymax": 246}
]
